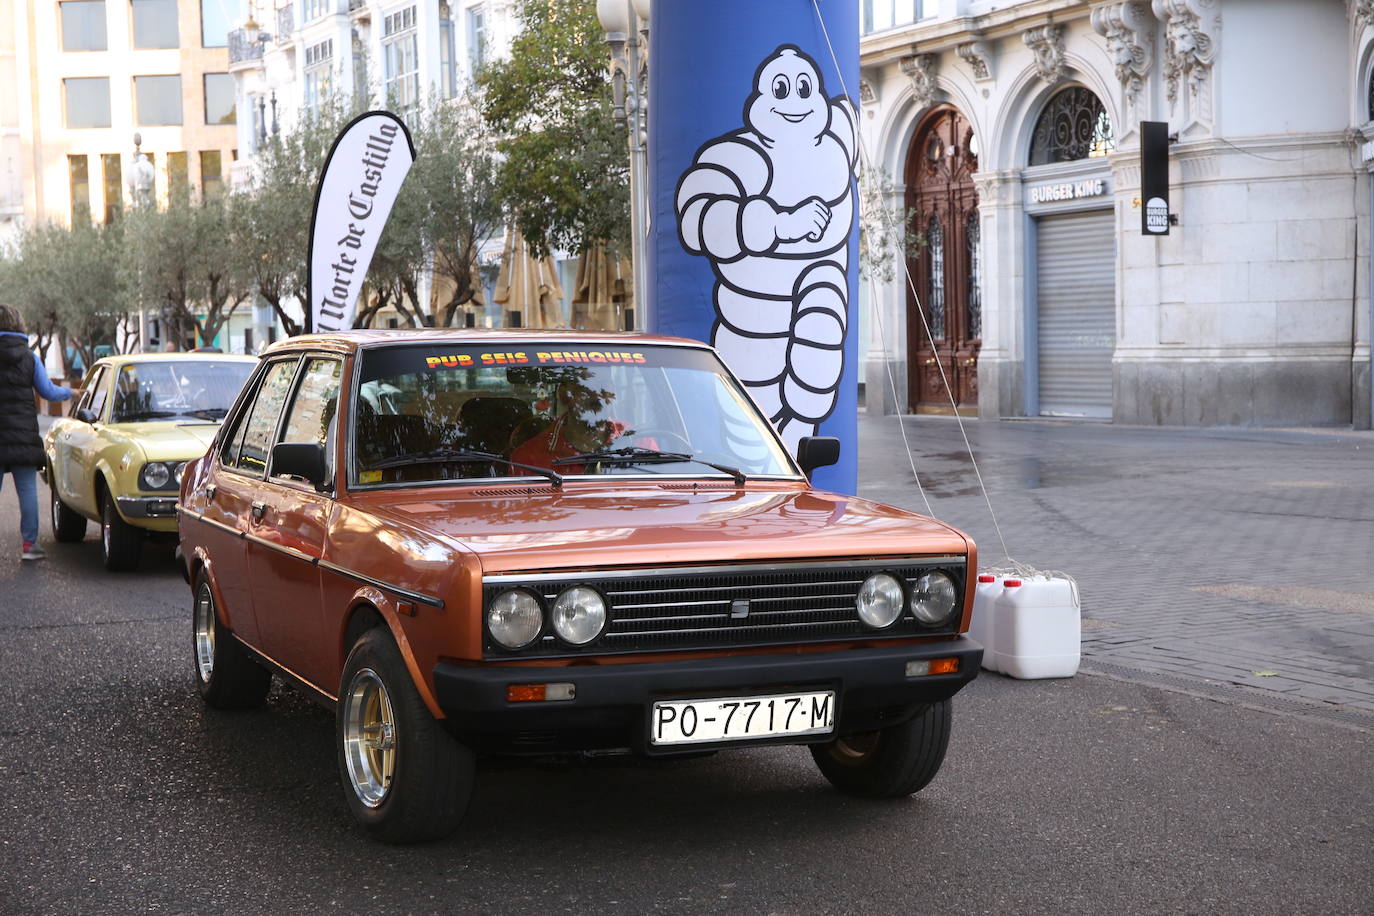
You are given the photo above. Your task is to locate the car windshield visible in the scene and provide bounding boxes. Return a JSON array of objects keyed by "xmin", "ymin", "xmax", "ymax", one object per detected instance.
[
  {"xmin": 353, "ymin": 343, "xmax": 796, "ymax": 486},
  {"xmin": 110, "ymin": 360, "xmax": 255, "ymax": 423}
]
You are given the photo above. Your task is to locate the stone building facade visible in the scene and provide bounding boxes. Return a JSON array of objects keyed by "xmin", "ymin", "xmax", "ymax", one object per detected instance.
[{"xmin": 858, "ymin": 0, "xmax": 1372, "ymax": 428}]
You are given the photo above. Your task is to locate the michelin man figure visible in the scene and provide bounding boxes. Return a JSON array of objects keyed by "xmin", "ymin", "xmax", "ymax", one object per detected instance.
[{"xmin": 676, "ymin": 45, "xmax": 858, "ymax": 453}]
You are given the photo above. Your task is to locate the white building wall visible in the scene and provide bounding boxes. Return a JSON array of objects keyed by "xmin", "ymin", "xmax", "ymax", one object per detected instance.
[{"xmin": 860, "ymin": 0, "xmax": 1372, "ymax": 428}]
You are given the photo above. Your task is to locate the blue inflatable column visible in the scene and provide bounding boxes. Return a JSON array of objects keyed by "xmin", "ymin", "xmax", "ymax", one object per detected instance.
[{"xmin": 648, "ymin": 0, "xmax": 860, "ymax": 495}]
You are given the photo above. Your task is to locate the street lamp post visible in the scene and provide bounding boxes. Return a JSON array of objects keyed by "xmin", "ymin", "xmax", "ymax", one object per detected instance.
[{"xmin": 597, "ymin": 0, "xmax": 650, "ymax": 331}]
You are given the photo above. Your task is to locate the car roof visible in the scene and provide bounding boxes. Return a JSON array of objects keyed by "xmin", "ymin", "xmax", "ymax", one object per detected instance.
[
  {"xmin": 259, "ymin": 328, "xmax": 712, "ymax": 357},
  {"xmin": 93, "ymin": 352, "xmax": 260, "ymax": 368}
]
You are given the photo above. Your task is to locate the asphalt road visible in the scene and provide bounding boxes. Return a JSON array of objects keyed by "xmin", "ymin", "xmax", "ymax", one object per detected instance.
[{"xmin": 0, "ymin": 498, "xmax": 1370, "ymax": 914}]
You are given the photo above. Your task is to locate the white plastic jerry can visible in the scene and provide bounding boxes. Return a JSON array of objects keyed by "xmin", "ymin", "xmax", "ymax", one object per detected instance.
[
  {"xmin": 969, "ymin": 573, "xmax": 1001, "ymax": 672},
  {"xmin": 992, "ymin": 575, "xmax": 1081, "ymax": 679}
]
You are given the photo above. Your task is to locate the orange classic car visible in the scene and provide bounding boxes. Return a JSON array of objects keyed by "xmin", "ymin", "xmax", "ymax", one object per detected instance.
[{"xmin": 177, "ymin": 330, "xmax": 981, "ymax": 842}]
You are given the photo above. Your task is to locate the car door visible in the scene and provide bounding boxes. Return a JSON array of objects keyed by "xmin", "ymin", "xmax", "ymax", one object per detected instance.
[
  {"xmin": 245, "ymin": 355, "xmax": 342, "ymax": 691},
  {"xmin": 201, "ymin": 356, "xmax": 302, "ymax": 648},
  {"xmin": 53, "ymin": 364, "xmax": 110, "ymax": 518}
]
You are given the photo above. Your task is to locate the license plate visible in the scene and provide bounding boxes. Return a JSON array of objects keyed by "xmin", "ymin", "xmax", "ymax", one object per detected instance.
[{"xmin": 651, "ymin": 690, "xmax": 836, "ymax": 746}]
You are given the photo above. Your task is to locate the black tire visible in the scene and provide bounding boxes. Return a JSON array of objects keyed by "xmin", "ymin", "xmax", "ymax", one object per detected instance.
[
  {"xmin": 49, "ymin": 473, "xmax": 87, "ymax": 543},
  {"xmin": 809, "ymin": 699, "xmax": 952, "ymax": 799},
  {"xmin": 192, "ymin": 572, "xmax": 271, "ymax": 709},
  {"xmin": 338, "ymin": 628, "xmax": 475, "ymax": 844},
  {"xmin": 100, "ymin": 493, "xmax": 141, "ymax": 571}
]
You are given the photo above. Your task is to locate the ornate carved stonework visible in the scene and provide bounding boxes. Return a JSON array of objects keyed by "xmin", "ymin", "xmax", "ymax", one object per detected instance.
[
  {"xmin": 1023, "ymin": 24, "xmax": 1067, "ymax": 85},
  {"xmin": 957, "ymin": 40, "xmax": 993, "ymax": 82},
  {"xmin": 899, "ymin": 53, "xmax": 939, "ymax": 110},
  {"xmin": 859, "ymin": 79, "xmax": 877, "ymax": 106},
  {"xmin": 1090, "ymin": 2, "xmax": 1152, "ymax": 108},
  {"xmin": 1353, "ymin": 0, "xmax": 1374, "ymax": 32},
  {"xmin": 1152, "ymin": 0, "xmax": 1217, "ymax": 105}
]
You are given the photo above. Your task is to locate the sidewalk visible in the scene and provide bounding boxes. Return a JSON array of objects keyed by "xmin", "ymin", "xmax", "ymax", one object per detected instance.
[{"xmin": 857, "ymin": 412, "xmax": 1374, "ymax": 729}]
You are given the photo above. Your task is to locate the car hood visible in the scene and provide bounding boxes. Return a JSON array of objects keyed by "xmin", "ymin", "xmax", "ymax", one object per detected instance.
[
  {"xmin": 352, "ymin": 483, "xmax": 971, "ymax": 574},
  {"xmin": 105, "ymin": 421, "xmax": 221, "ymax": 458}
]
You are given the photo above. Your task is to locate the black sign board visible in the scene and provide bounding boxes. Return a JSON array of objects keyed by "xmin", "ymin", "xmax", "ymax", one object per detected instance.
[{"xmin": 1141, "ymin": 121, "xmax": 1170, "ymax": 235}]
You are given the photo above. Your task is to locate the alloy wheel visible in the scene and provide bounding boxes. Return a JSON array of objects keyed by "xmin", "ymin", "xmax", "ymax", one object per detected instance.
[
  {"xmin": 193, "ymin": 583, "xmax": 216, "ymax": 683},
  {"xmin": 342, "ymin": 668, "xmax": 397, "ymax": 808}
]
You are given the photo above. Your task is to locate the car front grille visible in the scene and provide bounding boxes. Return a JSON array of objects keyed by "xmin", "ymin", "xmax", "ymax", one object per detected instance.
[{"xmin": 482, "ymin": 558, "xmax": 966, "ymax": 659}]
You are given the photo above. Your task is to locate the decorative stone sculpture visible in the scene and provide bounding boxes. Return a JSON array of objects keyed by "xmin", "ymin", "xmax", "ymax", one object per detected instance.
[
  {"xmin": 1152, "ymin": 0, "xmax": 1216, "ymax": 105},
  {"xmin": 899, "ymin": 53, "xmax": 939, "ymax": 110},
  {"xmin": 1023, "ymin": 24, "xmax": 1067, "ymax": 85},
  {"xmin": 956, "ymin": 40, "xmax": 993, "ymax": 82},
  {"xmin": 1090, "ymin": 2, "xmax": 1152, "ymax": 108}
]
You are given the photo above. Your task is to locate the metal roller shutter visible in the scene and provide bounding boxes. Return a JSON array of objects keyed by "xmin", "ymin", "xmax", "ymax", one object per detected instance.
[{"xmin": 1036, "ymin": 209, "xmax": 1116, "ymax": 419}]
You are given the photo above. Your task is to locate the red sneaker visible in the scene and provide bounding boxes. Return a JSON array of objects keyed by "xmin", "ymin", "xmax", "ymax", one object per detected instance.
[{"xmin": 21, "ymin": 541, "xmax": 46, "ymax": 561}]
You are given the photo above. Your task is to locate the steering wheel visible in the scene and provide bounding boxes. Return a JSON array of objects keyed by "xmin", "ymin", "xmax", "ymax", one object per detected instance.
[{"xmin": 617, "ymin": 427, "xmax": 693, "ymax": 454}]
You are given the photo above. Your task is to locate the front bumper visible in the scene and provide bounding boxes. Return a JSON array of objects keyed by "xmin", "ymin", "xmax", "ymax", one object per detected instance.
[
  {"xmin": 432, "ymin": 638, "xmax": 981, "ymax": 755},
  {"xmin": 114, "ymin": 496, "xmax": 179, "ymax": 532}
]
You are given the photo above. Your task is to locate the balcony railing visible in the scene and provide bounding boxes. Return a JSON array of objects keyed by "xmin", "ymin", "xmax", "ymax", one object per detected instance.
[{"xmin": 228, "ymin": 28, "xmax": 265, "ymax": 66}]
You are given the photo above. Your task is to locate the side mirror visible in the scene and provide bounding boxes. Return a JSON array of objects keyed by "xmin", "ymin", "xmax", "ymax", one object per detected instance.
[
  {"xmin": 271, "ymin": 442, "xmax": 330, "ymax": 490},
  {"xmin": 75, "ymin": 408, "xmax": 98, "ymax": 424},
  {"xmin": 796, "ymin": 436, "xmax": 840, "ymax": 479}
]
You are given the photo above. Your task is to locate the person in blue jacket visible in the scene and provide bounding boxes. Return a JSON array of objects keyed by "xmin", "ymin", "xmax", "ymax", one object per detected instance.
[{"xmin": 0, "ymin": 304, "xmax": 80, "ymax": 560}]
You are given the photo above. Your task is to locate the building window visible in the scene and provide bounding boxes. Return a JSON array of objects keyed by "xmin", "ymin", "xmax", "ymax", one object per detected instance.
[
  {"xmin": 201, "ymin": 0, "xmax": 245, "ymax": 47},
  {"xmin": 61, "ymin": 1, "xmax": 107, "ymax": 51},
  {"xmin": 69, "ymin": 155, "xmax": 91, "ymax": 225},
  {"xmin": 301, "ymin": 0, "xmax": 332, "ymax": 23},
  {"xmin": 204, "ymin": 72, "xmax": 236, "ymax": 124},
  {"xmin": 925, "ymin": 215, "xmax": 944, "ymax": 341},
  {"xmin": 439, "ymin": 1, "xmax": 457, "ymax": 98},
  {"xmin": 63, "ymin": 77, "xmax": 111, "ymax": 128},
  {"xmin": 304, "ymin": 39, "xmax": 334, "ymax": 113},
  {"xmin": 467, "ymin": 5, "xmax": 486, "ymax": 73},
  {"xmin": 200, "ymin": 150, "xmax": 224, "ymax": 200},
  {"xmin": 101, "ymin": 153, "xmax": 122, "ymax": 222},
  {"xmin": 1028, "ymin": 86, "xmax": 1115, "ymax": 166},
  {"xmin": 135, "ymin": 74, "xmax": 183, "ymax": 125},
  {"xmin": 352, "ymin": 28, "xmax": 369, "ymax": 107},
  {"xmin": 131, "ymin": 0, "xmax": 180, "ymax": 49},
  {"xmin": 168, "ymin": 151, "xmax": 189, "ymax": 202},
  {"xmin": 860, "ymin": 0, "xmax": 927, "ymax": 36},
  {"xmin": 383, "ymin": 6, "xmax": 418, "ymax": 111}
]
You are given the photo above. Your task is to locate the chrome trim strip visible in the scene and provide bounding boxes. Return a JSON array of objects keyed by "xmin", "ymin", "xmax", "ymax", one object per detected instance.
[
  {"xmin": 243, "ymin": 533, "xmax": 317, "ymax": 566},
  {"xmin": 116, "ymin": 495, "xmax": 178, "ymax": 518},
  {"xmin": 483, "ymin": 556, "xmax": 967, "ymax": 585},
  {"xmin": 317, "ymin": 559, "xmax": 445, "ymax": 609},
  {"xmin": 176, "ymin": 507, "xmax": 245, "ymax": 539}
]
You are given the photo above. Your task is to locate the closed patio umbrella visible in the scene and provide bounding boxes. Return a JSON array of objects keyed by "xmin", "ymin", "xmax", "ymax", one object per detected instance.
[
  {"xmin": 493, "ymin": 227, "xmax": 565, "ymax": 328},
  {"xmin": 571, "ymin": 244, "xmax": 633, "ymax": 331}
]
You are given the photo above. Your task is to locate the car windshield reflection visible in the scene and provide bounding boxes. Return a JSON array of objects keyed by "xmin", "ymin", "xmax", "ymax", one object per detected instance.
[
  {"xmin": 111, "ymin": 360, "xmax": 256, "ymax": 424},
  {"xmin": 353, "ymin": 344, "xmax": 795, "ymax": 486}
]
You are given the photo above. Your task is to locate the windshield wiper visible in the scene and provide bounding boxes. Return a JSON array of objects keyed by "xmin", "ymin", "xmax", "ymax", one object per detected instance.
[
  {"xmin": 184, "ymin": 407, "xmax": 228, "ymax": 420},
  {"xmin": 552, "ymin": 446, "xmax": 746, "ymax": 487},
  {"xmin": 368, "ymin": 448, "xmax": 563, "ymax": 488},
  {"xmin": 115, "ymin": 409, "xmax": 179, "ymax": 421}
]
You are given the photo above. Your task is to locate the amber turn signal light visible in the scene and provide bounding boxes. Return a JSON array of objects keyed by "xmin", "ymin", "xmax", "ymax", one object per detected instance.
[
  {"xmin": 506, "ymin": 682, "xmax": 576, "ymax": 702},
  {"xmin": 905, "ymin": 657, "xmax": 960, "ymax": 677}
]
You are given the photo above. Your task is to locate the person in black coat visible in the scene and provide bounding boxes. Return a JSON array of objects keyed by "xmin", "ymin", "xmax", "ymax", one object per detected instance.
[{"xmin": 0, "ymin": 304, "xmax": 80, "ymax": 560}]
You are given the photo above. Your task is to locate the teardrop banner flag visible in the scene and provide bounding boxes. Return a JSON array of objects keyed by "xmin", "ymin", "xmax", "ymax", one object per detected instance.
[
  {"xmin": 306, "ymin": 110, "xmax": 416, "ymax": 333},
  {"xmin": 649, "ymin": 0, "xmax": 860, "ymax": 495}
]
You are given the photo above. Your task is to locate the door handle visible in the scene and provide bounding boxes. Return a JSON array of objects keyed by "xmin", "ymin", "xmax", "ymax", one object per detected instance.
[
  {"xmin": 251, "ymin": 501, "xmax": 267, "ymax": 521},
  {"xmin": 924, "ymin": 358, "xmax": 937, "ymax": 366},
  {"xmin": 964, "ymin": 358, "xmax": 976, "ymax": 366}
]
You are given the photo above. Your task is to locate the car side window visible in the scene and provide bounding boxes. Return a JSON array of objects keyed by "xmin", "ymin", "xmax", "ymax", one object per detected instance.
[
  {"xmin": 81, "ymin": 366, "xmax": 109, "ymax": 419},
  {"xmin": 222, "ymin": 358, "xmax": 300, "ymax": 476},
  {"xmin": 271, "ymin": 358, "xmax": 342, "ymax": 483}
]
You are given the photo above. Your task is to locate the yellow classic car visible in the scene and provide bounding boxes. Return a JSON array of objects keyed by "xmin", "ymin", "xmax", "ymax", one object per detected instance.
[{"xmin": 44, "ymin": 352, "xmax": 257, "ymax": 570}]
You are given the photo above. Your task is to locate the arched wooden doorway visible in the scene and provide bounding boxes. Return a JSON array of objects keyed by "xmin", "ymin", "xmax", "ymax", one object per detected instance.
[{"xmin": 905, "ymin": 106, "xmax": 981, "ymax": 413}]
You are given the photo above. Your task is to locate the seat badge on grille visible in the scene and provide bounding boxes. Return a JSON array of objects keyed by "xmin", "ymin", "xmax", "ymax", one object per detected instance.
[{"xmin": 730, "ymin": 599, "xmax": 751, "ymax": 619}]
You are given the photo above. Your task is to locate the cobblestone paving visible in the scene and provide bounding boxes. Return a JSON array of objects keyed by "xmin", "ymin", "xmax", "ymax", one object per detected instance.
[{"xmin": 858, "ymin": 414, "xmax": 1374, "ymax": 730}]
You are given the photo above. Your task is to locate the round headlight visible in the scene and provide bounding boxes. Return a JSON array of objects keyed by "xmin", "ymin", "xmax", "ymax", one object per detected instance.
[
  {"xmin": 551, "ymin": 586, "xmax": 607, "ymax": 645},
  {"xmin": 912, "ymin": 571, "xmax": 959, "ymax": 625},
  {"xmin": 856, "ymin": 573, "xmax": 905, "ymax": 629},
  {"xmin": 174, "ymin": 462, "xmax": 187, "ymax": 485},
  {"xmin": 488, "ymin": 589, "xmax": 543, "ymax": 649},
  {"xmin": 142, "ymin": 462, "xmax": 171, "ymax": 489}
]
